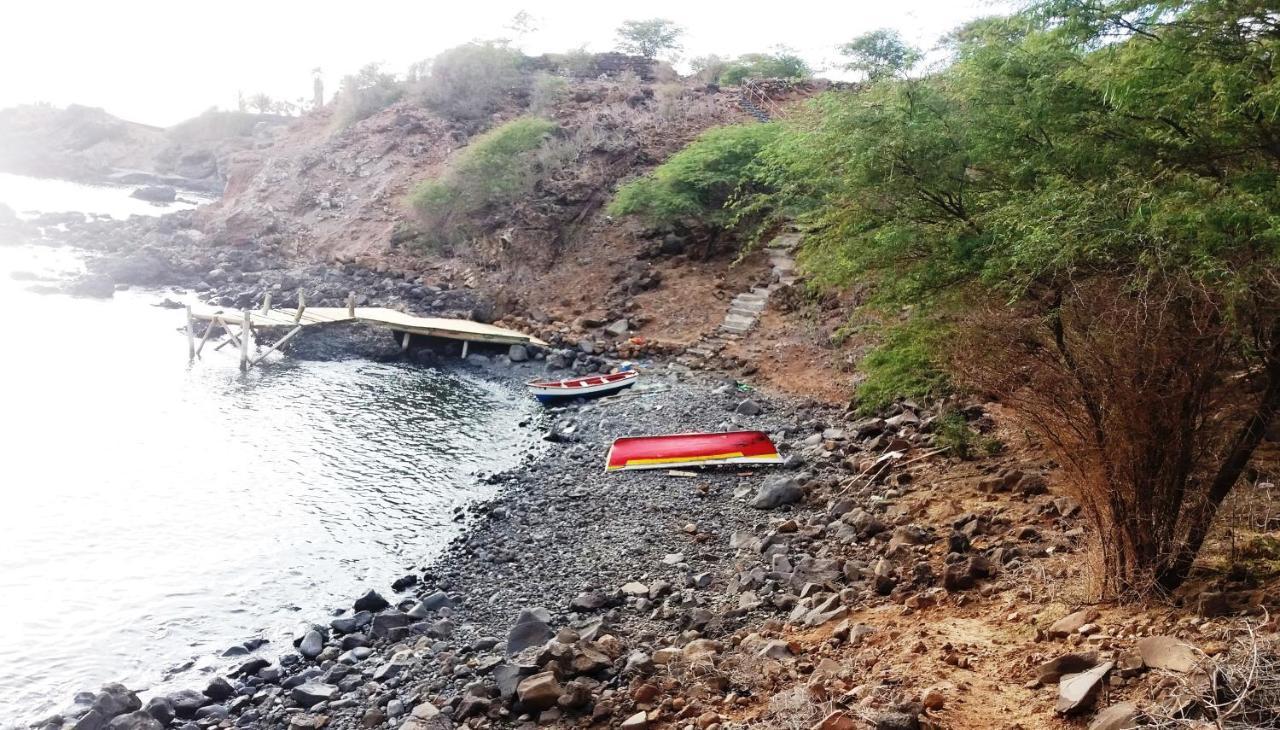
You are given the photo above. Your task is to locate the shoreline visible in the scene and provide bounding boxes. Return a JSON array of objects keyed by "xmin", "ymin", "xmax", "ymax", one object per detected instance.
[
  {"xmin": 28, "ymin": 339, "xmax": 841, "ymax": 729},
  {"xmin": 16, "ymin": 196, "xmax": 1262, "ymax": 730}
]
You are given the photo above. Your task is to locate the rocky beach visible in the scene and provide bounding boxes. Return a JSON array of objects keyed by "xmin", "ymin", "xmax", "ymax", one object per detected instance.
[{"xmin": 4, "ymin": 32, "xmax": 1278, "ymax": 729}]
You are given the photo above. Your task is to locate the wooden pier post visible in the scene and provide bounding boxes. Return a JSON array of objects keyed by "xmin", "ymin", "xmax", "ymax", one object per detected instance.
[
  {"xmin": 239, "ymin": 308, "xmax": 251, "ymax": 372},
  {"xmin": 185, "ymin": 305, "xmax": 195, "ymax": 360},
  {"xmin": 461, "ymin": 341, "xmax": 469, "ymax": 359},
  {"xmin": 294, "ymin": 290, "xmax": 307, "ymax": 323},
  {"xmin": 260, "ymin": 292, "xmax": 272, "ymax": 315},
  {"xmin": 400, "ymin": 332, "xmax": 412, "ymax": 353},
  {"xmin": 346, "ymin": 291, "xmax": 356, "ymax": 318}
]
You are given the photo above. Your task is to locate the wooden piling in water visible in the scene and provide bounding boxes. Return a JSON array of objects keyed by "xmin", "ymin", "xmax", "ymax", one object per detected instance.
[
  {"xmin": 239, "ymin": 308, "xmax": 251, "ymax": 372},
  {"xmin": 260, "ymin": 292, "xmax": 272, "ymax": 315},
  {"xmin": 346, "ymin": 291, "xmax": 356, "ymax": 318},
  {"xmin": 185, "ymin": 305, "xmax": 195, "ymax": 360},
  {"xmin": 294, "ymin": 290, "xmax": 307, "ymax": 323}
]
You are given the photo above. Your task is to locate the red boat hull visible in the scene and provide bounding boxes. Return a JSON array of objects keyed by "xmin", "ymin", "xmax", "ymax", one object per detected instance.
[{"xmin": 605, "ymin": 430, "xmax": 782, "ymax": 471}]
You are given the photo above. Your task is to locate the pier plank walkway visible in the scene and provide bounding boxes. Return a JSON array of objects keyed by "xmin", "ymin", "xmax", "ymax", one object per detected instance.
[
  {"xmin": 192, "ymin": 305, "xmax": 546, "ymax": 346},
  {"xmin": 187, "ymin": 301, "xmax": 546, "ymax": 371}
]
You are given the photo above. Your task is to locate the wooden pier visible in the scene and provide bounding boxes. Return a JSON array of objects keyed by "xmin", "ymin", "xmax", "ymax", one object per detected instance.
[{"xmin": 185, "ymin": 293, "xmax": 546, "ymax": 371}]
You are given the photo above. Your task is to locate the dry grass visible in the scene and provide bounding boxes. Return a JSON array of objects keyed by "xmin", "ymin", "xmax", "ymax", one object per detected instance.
[{"xmin": 1145, "ymin": 623, "xmax": 1280, "ymax": 729}]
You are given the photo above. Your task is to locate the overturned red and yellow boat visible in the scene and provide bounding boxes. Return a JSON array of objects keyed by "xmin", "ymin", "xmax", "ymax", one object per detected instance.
[{"xmin": 605, "ymin": 430, "xmax": 783, "ymax": 472}]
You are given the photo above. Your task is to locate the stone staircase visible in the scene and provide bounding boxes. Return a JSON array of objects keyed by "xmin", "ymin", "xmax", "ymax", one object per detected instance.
[
  {"xmin": 738, "ymin": 91, "xmax": 771, "ymax": 122},
  {"xmin": 677, "ymin": 232, "xmax": 800, "ymax": 368}
]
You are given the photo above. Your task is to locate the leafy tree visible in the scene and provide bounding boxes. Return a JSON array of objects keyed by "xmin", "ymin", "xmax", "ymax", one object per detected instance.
[
  {"xmin": 332, "ymin": 63, "xmax": 402, "ymax": 127},
  {"xmin": 689, "ymin": 55, "xmax": 729, "ymax": 85},
  {"xmin": 615, "ymin": 18, "xmax": 683, "ymax": 59},
  {"xmin": 765, "ymin": 0, "xmax": 1280, "ymax": 596},
  {"xmin": 838, "ymin": 28, "xmax": 920, "ymax": 80},
  {"xmin": 718, "ymin": 50, "xmax": 811, "ymax": 85},
  {"xmin": 248, "ymin": 93, "xmax": 275, "ymax": 114},
  {"xmin": 609, "ymin": 123, "xmax": 784, "ymax": 238},
  {"xmin": 506, "ymin": 10, "xmax": 538, "ymax": 43}
]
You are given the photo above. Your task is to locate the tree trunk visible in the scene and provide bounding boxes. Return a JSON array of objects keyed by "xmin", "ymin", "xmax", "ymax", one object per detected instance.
[{"xmin": 1156, "ymin": 333, "xmax": 1280, "ymax": 592}]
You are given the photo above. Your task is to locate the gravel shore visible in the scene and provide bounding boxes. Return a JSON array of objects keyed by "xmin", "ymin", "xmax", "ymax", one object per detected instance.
[{"xmin": 27, "ymin": 347, "xmax": 843, "ymax": 729}]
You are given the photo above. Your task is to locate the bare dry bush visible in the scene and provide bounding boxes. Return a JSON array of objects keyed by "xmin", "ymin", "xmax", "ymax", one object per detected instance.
[{"xmin": 956, "ymin": 271, "xmax": 1280, "ymax": 598}]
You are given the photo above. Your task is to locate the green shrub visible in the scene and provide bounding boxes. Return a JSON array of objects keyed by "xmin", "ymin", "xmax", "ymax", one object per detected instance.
[
  {"xmin": 608, "ymin": 122, "xmax": 785, "ymax": 235},
  {"xmin": 418, "ymin": 42, "xmax": 525, "ymax": 121},
  {"xmin": 854, "ymin": 319, "xmax": 949, "ymax": 415},
  {"xmin": 332, "ymin": 64, "xmax": 403, "ymax": 127},
  {"xmin": 529, "ymin": 72, "xmax": 568, "ymax": 116},
  {"xmin": 719, "ymin": 52, "xmax": 810, "ymax": 85},
  {"xmin": 933, "ymin": 411, "xmax": 1001, "ymax": 459},
  {"xmin": 408, "ymin": 116, "xmax": 557, "ymax": 247}
]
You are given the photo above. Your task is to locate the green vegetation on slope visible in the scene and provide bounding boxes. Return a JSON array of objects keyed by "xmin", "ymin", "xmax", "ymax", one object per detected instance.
[
  {"xmin": 611, "ymin": 0, "xmax": 1280, "ymax": 597},
  {"xmin": 409, "ymin": 116, "xmax": 558, "ymax": 248},
  {"xmin": 607, "ymin": 122, "xmax": 784, "ymax": 236}
]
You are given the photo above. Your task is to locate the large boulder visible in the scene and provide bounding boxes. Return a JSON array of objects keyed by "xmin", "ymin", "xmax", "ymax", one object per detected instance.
[
  {"xmin": 751, "ymin": 475, "xmax": 802, "ymax": 510},
  {"xmin": 506, "ymin": 607, "xmax": 553, "ymax": 655},
  {"xmin": 1089, "ymin": 702, "xmax": 1140, "ymax": 730},
  {"xmin": 299, "ymin": 629, "xmax": 324, "ymax": 659},
  {"xmin": 142, "ymin": 697, "xmax": 174, "ymax": 725},
  {"xmin": 167, "ymin": 689, "xmax": 207, "ymax": 719},
  {"xmin": 1056, "ymin": 662, "xmax": 1112, "ymax": 715},
  {"xmin": 105, "ymin": 711, "xmax": 163, "ymax": 730},
  {"xmin": 515, "ymin": 671, "xmax": 561, "ymax": 711},
  {"xmin": 1136, "ymin": 636, "xmax": 1199, "ymax": 673},
  {"xmin": 1048, "ymin": 608, "xmax": 1100, "ymax": 638},
  {"xmin": 130, "ymin": 185, "xmax": 176, "ymax": 203},
  {"xmin": 94, "ymin": 252, "xmax": 175, "ymax": 286},
  {"xmin": 291, "ymin": 681, "xmax": 337, "ymax": 708},
  {"xmin": 90, "ymin": 684, "xmax": 142, "ymax": 719},
  {"xmin": 369, "ymin": 611, "xmax": 413, "ymax": 639},
  {"xmin": 1036, "ymin": 653, "xmax": 1099, "ymax": 684},
  {"xmin": 353, "ymin": 589, "xmax": 390, "ymax": 612}
]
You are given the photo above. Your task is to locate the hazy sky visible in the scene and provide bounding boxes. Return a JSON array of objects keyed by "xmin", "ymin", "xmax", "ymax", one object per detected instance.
[{"xmin": 1, "ymin": 0, "xmax": 1009, "ymax": 126}]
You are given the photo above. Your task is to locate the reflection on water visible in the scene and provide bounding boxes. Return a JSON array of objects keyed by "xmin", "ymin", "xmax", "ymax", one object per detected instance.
[{"xmin": 0, "ymin": 243, "xmax": 540, "ymax": 724}]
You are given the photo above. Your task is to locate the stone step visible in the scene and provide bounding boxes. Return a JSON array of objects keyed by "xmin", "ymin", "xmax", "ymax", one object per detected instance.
[
  {"xmin": 720, "ymin": 322, "xmax": 753, "ymax": 334},
  {"xmin": 734, "ymin": 292, "xmax": 767, "ymax": 303},
  {"xmin": 731, "ymin": 299, "xmax": 766, "ymax": 312}
]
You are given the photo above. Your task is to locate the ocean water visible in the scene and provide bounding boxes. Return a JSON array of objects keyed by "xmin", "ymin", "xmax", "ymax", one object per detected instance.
[{"xmin": 0, "ymin": 177, "xmax": 540, "ymax": 725}]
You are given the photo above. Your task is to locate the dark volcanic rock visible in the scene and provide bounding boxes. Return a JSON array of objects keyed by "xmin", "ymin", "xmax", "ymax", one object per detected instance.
[
  {"xmin": 354, "ymin": 589, "xmax": 390, "ymax": 612},
  {"xmin": 506, "ymin": 607, "xmax": 553, "ymax": 655},
  {"xmin": 167, "ymin": 689, "xmax": 207, "ymax": 719},
  {"xmin": 130, "ymin": 186, "xmax": 176, "ymax": 203},
  {"xmin": 751, "ymin": 474, "xmax": 802, "ymax": 509},
  {"xmin": 291, "ymin": 681, "xmax": 338, "ymax": 708},
  {"xmin": 105, "ymin": 711, "xmax": 163, "ymax": 730}
]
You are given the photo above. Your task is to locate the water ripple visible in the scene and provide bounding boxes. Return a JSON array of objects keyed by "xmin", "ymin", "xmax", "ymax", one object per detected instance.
[{"xmin": 0, "ymin": 246, "xmax": 540, "ymax": 724}]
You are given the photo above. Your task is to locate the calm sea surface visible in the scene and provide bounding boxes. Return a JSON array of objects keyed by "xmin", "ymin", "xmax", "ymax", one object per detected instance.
[{"xmin": 0, "ymin": 175, "xmax": 540, "ymax": 725}]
